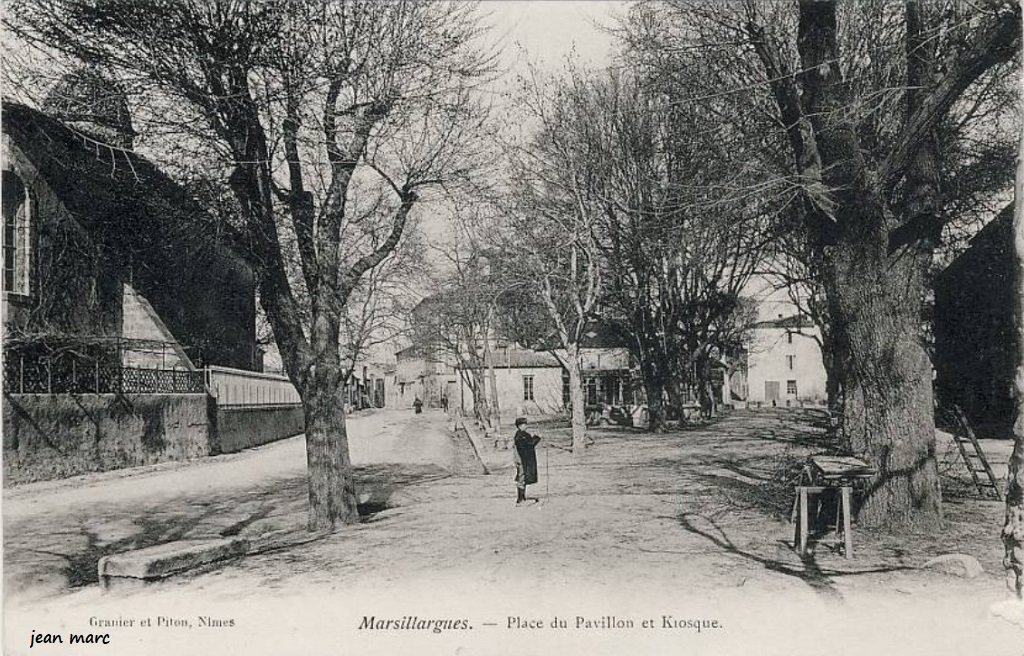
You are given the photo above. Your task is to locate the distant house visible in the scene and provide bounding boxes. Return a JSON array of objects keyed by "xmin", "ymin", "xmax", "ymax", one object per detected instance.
[
  {"xmin": 569, "ymin": 324, "xmax": 642, "ymax": 409},
  {"xmin": 2, "ymin": 71, "xmax": 257, "ymax": 373},
  {"xmin": 395, "ymin": 316, "xmax": 641, "ymax": 421},
  {"xmin": 394, "ymin": 344, "xmax": 453, "ymax": 408},
  {"xmin": 743, "ymin": 314, "xmax": 827, "ymax": 406},
  {"xmin": 345, "ymin": 362, "xmax": 389, "ymax": 411},
  {"xmin": 456, "ymin": 347, "xmax": 564, "ymax": 418},
  {"xmin": 933, "ymin": 203, "xmax": 1015, "ymax": 437}
]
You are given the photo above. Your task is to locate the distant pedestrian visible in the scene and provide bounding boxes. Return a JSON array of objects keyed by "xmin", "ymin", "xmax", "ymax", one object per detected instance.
[
  {"xmin": 699, "ymin": 388, "xmax": 713, "ymax": 420},
  {"xmin": 413, "ymin": 397, "xmax": 423, "ymax": 414},
  {"xmin": 513, "ymin": 417, "xmax": 541, "ymax": 505},
  {"xmin": 440, "ymin": 395, "xmax": 449, "ymax": 413}
]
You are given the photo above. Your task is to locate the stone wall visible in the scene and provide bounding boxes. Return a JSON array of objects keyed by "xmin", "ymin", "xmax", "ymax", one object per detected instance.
[
  {"xmin": 210, "ymin": 404, "xmax": 304, "ymax": 455},
  {"xmin": 3, "ymin": 393, "xmax": 210, "ymax": 485}
]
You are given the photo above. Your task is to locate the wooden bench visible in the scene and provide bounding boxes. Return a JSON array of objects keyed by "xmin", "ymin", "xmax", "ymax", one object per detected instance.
[{"xmin": 791, "ymin": 456, "xmax": 875, "ymax": 559}]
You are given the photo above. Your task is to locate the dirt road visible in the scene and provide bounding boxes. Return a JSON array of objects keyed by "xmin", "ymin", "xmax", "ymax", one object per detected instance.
[
  {"xmin": 4, "ymin": 410, "xmax": 1022, "ymax": 656},
  {"xmin": 3, "ymin": 409, "xmax": 456, "ymax": 602}
]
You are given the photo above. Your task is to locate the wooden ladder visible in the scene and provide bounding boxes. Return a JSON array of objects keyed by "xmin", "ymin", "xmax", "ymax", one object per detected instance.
[{"xmin": 949, "ymin": 405, "xmax": 1003, "ymax": 501}]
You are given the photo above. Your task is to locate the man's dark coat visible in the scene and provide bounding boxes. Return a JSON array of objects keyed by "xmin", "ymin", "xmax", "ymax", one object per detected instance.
[{"xmin": 514, "ymin": 428, "xmax": 541, "ymax": 486}]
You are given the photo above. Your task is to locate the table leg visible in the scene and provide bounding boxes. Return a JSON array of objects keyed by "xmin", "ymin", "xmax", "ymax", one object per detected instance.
[
  {"xmin": 841, "ymin": 486, "xmax": 853, "ymax": 559},
  {"xmin": 799, "ymin": 487, "xmax": 808, "ymax": 556},
  {"xmin": 834, "ymin": 490, "xmax": 842, "ymax": 550}
]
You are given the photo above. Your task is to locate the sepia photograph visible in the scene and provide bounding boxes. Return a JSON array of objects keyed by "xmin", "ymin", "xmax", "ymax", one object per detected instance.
[{"xmin": 1, "ymin": 0, "xmax": 1023, "ymax": 654}]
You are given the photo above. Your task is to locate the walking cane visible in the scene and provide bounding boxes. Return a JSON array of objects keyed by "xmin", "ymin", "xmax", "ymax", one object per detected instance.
[{"xmin": 545, "ymin": 442, "xmax": 550, "ymax": 502}]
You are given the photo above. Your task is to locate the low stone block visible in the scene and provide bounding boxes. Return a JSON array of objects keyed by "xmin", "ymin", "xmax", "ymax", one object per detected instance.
[
  {"xmin": 246, "ymin": 528, "xmax": 329, "ymax": 555},
  {"xmin": 921, "ymin": 553, "xmax": 984, "ymax": 579},
  {"xmin": 98, "ymin": 537, "xmax": 249, "ymax": 585}
]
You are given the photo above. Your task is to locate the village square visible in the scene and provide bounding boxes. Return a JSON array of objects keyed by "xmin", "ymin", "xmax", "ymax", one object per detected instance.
[{"xmin": 2, "ymin": 1, "xmax": 1024, "ymax": 655}]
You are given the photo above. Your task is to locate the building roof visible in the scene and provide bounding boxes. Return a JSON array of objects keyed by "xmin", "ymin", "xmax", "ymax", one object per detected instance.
[
  {"xmin": 578, "ymin": 322, "xmax": 630, "ymax": 348},
  {"xmin": 937, "ymin": 202, "xmax": 1012, "ymax": 284},
  {"xmin": 754, "ymin": 314, "xmax": 814, "ymax": 329},
  {"xmin": 492, "ymin": 348, "xmax": 561, "ymax": 368},
  {"xmin": 3, "ymin": 102, "xmax": 233, "ymax": 254},
  {"xmin": 396, "ymin": 344, "xmax": 438, "ymax": 361},
  {"xmin": 454, "ymin": 347, "xmax": 561, "ymax": 370},
  {"xmin": 2, "ymin": 101, "xmax": 256, "ymax": 368},
  {"xmin": 43, "ymin": 68, "xmax": 136, "ymax": 149}
]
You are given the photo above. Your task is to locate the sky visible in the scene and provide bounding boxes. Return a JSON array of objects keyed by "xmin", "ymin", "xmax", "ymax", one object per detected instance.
[
  {"xmin": 426, "ymin": 2, "xmax": 794, "ymax": 323},
  {"xmin": 484, "ymin": 1, "xmax": 628, "ymax": 72},
  {"xmin": 414, "ymin": 2, "xmax": 629, "ymax": 269}
]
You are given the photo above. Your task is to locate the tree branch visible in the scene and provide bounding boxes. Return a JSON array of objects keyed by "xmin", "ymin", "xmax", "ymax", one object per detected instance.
[{"xmin": 879, "ymin": 1, "xmax": 1020, "ymax": 192}]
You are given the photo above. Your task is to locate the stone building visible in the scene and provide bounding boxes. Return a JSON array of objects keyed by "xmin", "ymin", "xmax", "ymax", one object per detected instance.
[
  {"xmin": 2, "ymin": 71, "xmax": 273, "ymax": 483},
  {"xmin": 2, "ymin": 70, "xmax": 257, "ymax": 373},
  {"xmin": 743, "ymin": 314, "xmax": 827, "ymax": 406},
  {"xmin": 395, "ymin": 317, "xmax": 640, "ymax": 422},
  {"xmin": 455, "ymin": 347, "xmax": 566, "ymax": 418}
]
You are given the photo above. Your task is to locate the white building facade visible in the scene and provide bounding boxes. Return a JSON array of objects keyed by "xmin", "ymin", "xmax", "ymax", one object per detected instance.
[{"xmin": 745, "ymin": 315, "xmax": 827, "ymax": 406}]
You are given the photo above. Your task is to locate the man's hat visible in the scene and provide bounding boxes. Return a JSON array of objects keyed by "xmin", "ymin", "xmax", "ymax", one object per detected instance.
[{"xmin": 514, "ymin": 417, "xmax": 528, "ymax": 427}]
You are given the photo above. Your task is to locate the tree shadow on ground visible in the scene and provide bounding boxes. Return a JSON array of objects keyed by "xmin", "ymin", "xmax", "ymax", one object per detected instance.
[
  {"xmin": 15, "ymin": 463, "xmax": 454, "ymax": 594},
  {"xmin": 353, "ymin": 463, "xmax": 452, "ymax": 518},
  {"xmin": 617, "ymin": 453, "xmax": 798, "ymax": 517},
  {"xmin": 58, "ymin": 512, "xmax": 219, "ymax": 587},
  {"xmin": 749, "ymin": 424, "xmax": 838, "ymax": 450},
  {"xmin": 220, "ymin": 505, "xmax": 275, "ymax": 536},
  {"xmin": 671, "ymin": 513, "xmax": 913, "ymax": 603}
]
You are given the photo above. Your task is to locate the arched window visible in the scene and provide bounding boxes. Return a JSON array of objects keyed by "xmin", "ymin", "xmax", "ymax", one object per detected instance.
[{"xmin": 2, "ymin": 171, "xmax": 31, "ymax": 296}]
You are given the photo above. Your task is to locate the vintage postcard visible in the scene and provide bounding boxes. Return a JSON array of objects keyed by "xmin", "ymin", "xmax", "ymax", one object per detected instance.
[{"xmin": 2, "ymin": 1, "xmax": 1023, "ymax": 654}]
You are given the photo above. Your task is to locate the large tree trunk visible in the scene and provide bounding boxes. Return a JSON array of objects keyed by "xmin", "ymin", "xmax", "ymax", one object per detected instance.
[
  {"xmin": 783, "ymin": 1, "xmax": 944, "ymax": 529},
  {"xmin": 828, "ymin": 229, "xmax": 942, "ymax": 529},
  {"xmin": 564, "ymin": 345, "xmax": 587, "ymax": 456},
  {"xmin": 1004, "ymin": 75, "xmax": 1024, "ymax": 600},
  {"xmin": 695, "ymin": 351, "xmax": 715, "ymax": 419},
  {"xmin": 302, "ymin": 374, "xmax": 359, "ymax": 531},
  {"xmin": 484, "ymin": 338, "xmax": 501, "ymax": 430},
  {"xmin": 823, "ymin": 339, "xmax": 843, "ymax": 416},
  {"xmin": 470, "ymin": 366, "xmax": 492, "ymax": 427},
  {"xmin": 642, "ymin": 368, "xmax": 668, "ymax": 433},
  {"xmin": 1007, "ymin": 432, "xmax": 1024, "ymax": 599}
]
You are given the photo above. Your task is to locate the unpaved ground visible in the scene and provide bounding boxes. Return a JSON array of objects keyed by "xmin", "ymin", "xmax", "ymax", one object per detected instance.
[
  {"xmin": 3, "ymin": 409, "xmax": 458, "ymax": 601},
  {"xmin": 4, "ymin": 409, "xmax": 1023, "ymax": 656}
]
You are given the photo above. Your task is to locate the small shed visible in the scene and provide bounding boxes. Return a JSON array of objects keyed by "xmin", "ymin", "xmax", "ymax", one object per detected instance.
[{"xmin": 933, "ymin": 203, "xmax": 1015, "ymax": 437}]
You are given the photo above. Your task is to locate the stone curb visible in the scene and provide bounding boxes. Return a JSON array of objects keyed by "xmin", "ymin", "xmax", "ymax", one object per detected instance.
[
  {"xmin": 98, "ymin": 528, "xmax": 331, "ymax": 591},
  {"xmin": 98, "ymin": 538, "xmax": 250, "ymax": 589},
  {"xmin": 453, "ymin": 420, "xmax": 494, "ymax": 474}
]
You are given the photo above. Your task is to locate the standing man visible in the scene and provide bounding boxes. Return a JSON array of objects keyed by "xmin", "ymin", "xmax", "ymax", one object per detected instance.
[{"xmin": 513, "ymin": 417, "xmax": 541, "ymax": 504}]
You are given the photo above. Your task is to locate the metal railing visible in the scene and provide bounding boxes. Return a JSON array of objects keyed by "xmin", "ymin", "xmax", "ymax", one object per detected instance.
[
  {"xmin": 2, "ymin": 338, "xmax": 304, "ymax": 403},
  {"xmin": 3, "ymin": 354, "xmax": 203, "ymax": 394},
  {"xmin": 205, "ymin": 364, "xmax": 301, "ymax": 408}
]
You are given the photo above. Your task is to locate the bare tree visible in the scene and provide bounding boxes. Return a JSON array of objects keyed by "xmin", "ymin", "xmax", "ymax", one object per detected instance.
[
  {"xmin": 338, "ymin": 228, "xmax": 428, "ymax": 380},
  {"xmin": 411, "ymin": 222, "xmax": 502, "ymax": 429},
  {"xmin": 571, "ymin": 70, "xmax": 766, "ymax": 432},
  {"xmin": 628, "ymin": 0, "xmax": 1020, "ymax": 527},
  {"xmin": 493, "ymin": 65, "xmax": 608, "ymax": 454},
  {"xmin": 6, "ymin": 0, "xmax": 495, "ymax": 531}
]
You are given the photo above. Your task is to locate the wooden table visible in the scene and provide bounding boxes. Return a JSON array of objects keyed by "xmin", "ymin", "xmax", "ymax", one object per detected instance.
[{"xmin": 792, "ymin": 456, "xmax": 875, "ymax": 559}]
